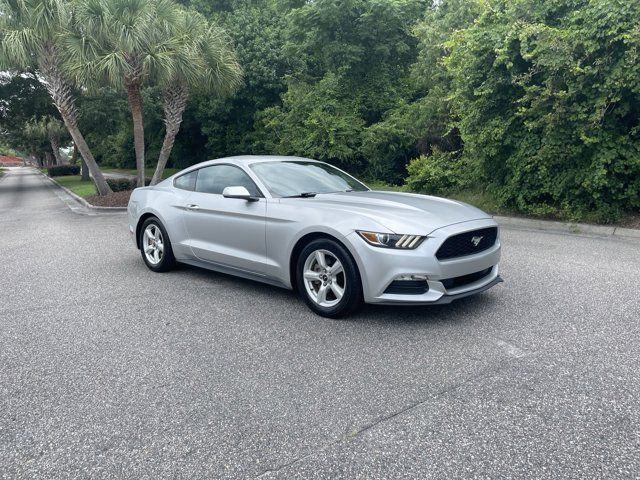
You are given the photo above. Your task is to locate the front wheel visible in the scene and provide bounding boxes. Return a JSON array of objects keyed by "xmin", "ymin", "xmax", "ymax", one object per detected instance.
[
  {"xmin": 139, "ymin": 217, "xmax": 176, "ymax": 272},
  {"xmin": 296, "ymin": 239, "xmax": 362, "ymax": 318}
]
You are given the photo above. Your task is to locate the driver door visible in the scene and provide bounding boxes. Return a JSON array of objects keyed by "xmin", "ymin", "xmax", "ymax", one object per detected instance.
[{"xmin": 182, "ymin": 164, "xmax": 267, "ymax": 275}]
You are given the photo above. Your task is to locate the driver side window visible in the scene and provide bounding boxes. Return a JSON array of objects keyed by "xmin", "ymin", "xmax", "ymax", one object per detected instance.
[{"xmin": 195, "ymin": 165, "xmax": 262, "ymax": 197}]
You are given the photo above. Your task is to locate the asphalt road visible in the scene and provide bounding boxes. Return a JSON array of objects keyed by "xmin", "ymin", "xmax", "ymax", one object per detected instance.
[{"xmin": 1, "ymin": 167, "xmax": 639, "ymax": 479}]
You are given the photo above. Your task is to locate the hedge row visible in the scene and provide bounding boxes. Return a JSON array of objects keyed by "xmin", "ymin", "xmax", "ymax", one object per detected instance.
[
  {"xmin": 47, "ymin": 165, "xmax": 80, "ymax": 176},
  {"xmin": 105, "ymin": 177, "xmax": 151, "ymax": 192}
]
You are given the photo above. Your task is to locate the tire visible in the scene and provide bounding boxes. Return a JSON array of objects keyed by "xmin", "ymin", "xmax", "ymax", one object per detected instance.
[
  {"xmin": 296, "ymin": 238, "xmax": 363, "ymax": 318},
  {"xmin": 139, "ymin": 217, "xmax": 176, "ymax": 272}
]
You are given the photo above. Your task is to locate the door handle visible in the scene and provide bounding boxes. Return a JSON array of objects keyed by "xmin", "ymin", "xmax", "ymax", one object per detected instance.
[{"xmin": 186, "ymin": 204, "xmax": 200, "ymax": 210}]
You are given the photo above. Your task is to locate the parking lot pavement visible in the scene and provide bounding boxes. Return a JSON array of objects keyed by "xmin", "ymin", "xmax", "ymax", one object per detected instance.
[{"xmin": 1, "ymin": 167, "xmax": 639, "ymax": 479}]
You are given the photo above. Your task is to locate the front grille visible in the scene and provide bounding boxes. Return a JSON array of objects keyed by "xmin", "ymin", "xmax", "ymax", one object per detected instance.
[
  {"xmin": 436, "ymin": 227, "xmax": 498, "ymax": 260},
  {"xmin": 441, "ymin": 268, "xmax": 492, "ymax": 290},
  {"xmin": 384, "ymin": 280, "xmax": 429, "ymax": 295}
]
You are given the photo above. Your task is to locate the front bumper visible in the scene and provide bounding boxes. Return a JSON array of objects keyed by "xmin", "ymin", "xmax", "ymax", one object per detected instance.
[
  {"xmin": 347, "ymin": 218, "xmax": 503, "ymax": 305},
  {"xmin": 376, "ymin": 274, "xmax": 504, "ymax": 305}
]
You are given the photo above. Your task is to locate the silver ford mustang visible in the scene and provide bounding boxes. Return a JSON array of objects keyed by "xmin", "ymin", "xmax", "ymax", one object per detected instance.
[{"xmin": 128, "ymin": 156, "xmax": 502, "ymax": 317}]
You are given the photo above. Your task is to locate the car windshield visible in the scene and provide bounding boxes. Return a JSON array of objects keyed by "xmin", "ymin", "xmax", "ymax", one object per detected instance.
[{"xmin": 250, "ymin": 161, "xmax": 369, "ymax": 198}]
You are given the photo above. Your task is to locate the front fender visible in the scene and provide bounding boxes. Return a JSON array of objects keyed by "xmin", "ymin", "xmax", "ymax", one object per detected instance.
[{"xmin": 268, "ymin": 204, "xmax": 390, "ymax": 290}]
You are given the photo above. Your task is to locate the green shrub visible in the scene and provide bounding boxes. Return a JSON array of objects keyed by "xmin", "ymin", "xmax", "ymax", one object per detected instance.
[
  {"xmin": 105, "ymin": 177, "xmax": 151, "ymax": 192},
  {"xmin": 106, "ymin": 177, "xmax": 136, "ymax": 192},
  {"xmin": 405, "ymin": 149, "xmax": 475, "ymax": 195},
  {"xmin": 47, "ymin": 165, "xmax": 80, "ymax": 176}
]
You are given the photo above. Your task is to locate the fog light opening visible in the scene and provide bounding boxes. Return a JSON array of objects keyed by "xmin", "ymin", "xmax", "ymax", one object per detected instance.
[{"xmin": 384, "ymin": 275, "xmax": 430, "ymax": 295}]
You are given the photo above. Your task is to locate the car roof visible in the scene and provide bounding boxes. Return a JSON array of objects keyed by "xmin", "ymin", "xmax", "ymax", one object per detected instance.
[{"xmin": 194, "ymin": 155, "xmax": 321, "ymax": 169}]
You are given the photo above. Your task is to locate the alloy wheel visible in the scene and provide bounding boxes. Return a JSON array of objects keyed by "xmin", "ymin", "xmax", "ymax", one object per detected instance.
[
  {"xmin": 302, "ymin": 249, "xmax": 346, "ymax": 307},
  {"xmin": 143, "ymin": 224, "xmax": 164, "ymax": 265}
]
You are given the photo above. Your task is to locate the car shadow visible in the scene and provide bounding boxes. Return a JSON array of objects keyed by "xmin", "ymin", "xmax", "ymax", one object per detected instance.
[
  {"xmin": 352, "ymin": 294, "xmax": 500, "ymax": 326},
  {"xmin": 175, "ymin": 263, "xmax": 293, "ymax": 300},
  {"xmin": 175, "ymin": 262, "xmax": 500, "ymax": 326}
]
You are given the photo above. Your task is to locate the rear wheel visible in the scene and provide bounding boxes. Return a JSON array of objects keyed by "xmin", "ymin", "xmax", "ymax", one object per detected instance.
[
  {"xmin": 296, "ymin": 239, "xmax": 362, "ymax": 318},
  {"xmin": 139, "ymin": 217, "xmax": 175, "ymax": 272}
]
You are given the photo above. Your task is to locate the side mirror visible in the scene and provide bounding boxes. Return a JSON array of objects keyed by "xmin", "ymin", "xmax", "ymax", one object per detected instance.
[{"xmin": 222, "ymin": 186, "xmax": 258, "ymax": 202}]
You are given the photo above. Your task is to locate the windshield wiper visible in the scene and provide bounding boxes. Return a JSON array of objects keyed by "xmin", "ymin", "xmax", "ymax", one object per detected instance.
[{"xmin": 283, "ymin": 192, "xmax": 317, "ymax": 198}]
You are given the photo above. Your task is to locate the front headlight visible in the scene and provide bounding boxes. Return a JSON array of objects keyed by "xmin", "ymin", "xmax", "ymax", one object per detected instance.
[{"xmin": 357, "ymin": 231, "xmax": 426, "ymax": 249}]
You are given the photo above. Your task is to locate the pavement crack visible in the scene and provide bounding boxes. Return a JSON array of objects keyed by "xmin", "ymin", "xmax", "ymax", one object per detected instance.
[
  {"xmin": 346, "ymin": 363, "xmax": 505, "ymax": 440},
  {"xmin": 254, "ymin": 363, "xmax": 507, "ymax": 478},
  {"xmin": 255, "ymin": 452, "xmax": 318, "ymax": 479}
]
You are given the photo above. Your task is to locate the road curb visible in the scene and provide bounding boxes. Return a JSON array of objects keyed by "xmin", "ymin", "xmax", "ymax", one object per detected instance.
[
  {"xmin": 614, "ymin": 227, "xmax": 640, "ymax": 239},
  {"xmin": 494, "ymin": 215, "xmax": 639, "ymax": 239},
  {"xmin": 39, "ymin": 170, "xmax": 127, "ymax": 212}
]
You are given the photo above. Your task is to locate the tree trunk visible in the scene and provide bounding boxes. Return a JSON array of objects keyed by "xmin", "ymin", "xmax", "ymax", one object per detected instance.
[
  {"xmin": 81, "ymin": 157, "xmax": 90, "ymax": 181},
  {"xmin": 70, "ymin": 143, "xmax": 78, "ymax": 165},
  {"xmin": 50, "ymin": 136, "xmax": 63, "ymax": 165},
  {"xmin": 45, "ymin": 151, "xmax": 53, "ymax": 166},
  {"xmin": 151, "ymin": 82, "xmax": 189, "ymax": 185},
  {"xmin": 125, "ymin": 79, "xmax": 146, "ymax": 188},
  {"xmin": 75, "ymin": 144, "xmax": 89, "ymax": 181},
  {"xmin": 39, "ymin": 43, "xmax": 112, "ymax": 195},
  {"xmin": 65, "ymin": 121, "xmax": 111, "ymax": 194}
]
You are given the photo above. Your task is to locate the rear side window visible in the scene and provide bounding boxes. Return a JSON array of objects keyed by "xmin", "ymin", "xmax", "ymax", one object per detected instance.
[
  {"xmin": 174, "ymin": 170, "xmax": 197, "ymax": 191},
  {"xmin": 195, "ymin": 165, "xmax": 261, "ymax": 197}
]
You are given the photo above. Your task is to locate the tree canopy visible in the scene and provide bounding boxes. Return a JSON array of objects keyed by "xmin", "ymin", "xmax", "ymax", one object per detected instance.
[{"xmin": 1, "ymin": 0, "xmax": 638, "ymax": 219}]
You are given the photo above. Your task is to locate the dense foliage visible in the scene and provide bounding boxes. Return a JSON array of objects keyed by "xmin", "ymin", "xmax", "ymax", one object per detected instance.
[
  {"xmin": 2, "ymin": 0, "xmax": 638, "ymax": 219},
  {"xmin": 0, "ymin": 73, "xmax": 58, "ymax": 154},
  {"xmin": 445, "ymin": 0, "xmax": 640, "ymax": 221}
]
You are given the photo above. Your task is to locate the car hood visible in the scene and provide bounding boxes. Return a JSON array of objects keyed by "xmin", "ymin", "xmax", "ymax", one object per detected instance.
[{"xmin": 285, "ymin": 190, "xmax": 492, "ymax": 235}]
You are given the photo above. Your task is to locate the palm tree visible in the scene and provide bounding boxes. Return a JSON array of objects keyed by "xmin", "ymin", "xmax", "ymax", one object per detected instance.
[
  {"xmin": 44, "ymin": 116, "xmax": 68, "ymax": 164},
  {"xmin": 0, "ymin": 0, "xmax": 113, "ymax": 195},
  {"xmin": 24, "ymin": 116, "xmax": 67, "ymax": 165},
  {"xmin": 70, "ymin": 0, "xmax": 180, "ymax": 187},
  {"xmin": 150, "ymin": 11, "xmax": 242, "ymax": 185}
]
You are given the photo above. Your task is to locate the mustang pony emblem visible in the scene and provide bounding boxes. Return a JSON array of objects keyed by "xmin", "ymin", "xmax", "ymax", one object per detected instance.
[{"xmin": 471, "ymin": 236, "xmax": 483, "ymax": 246}]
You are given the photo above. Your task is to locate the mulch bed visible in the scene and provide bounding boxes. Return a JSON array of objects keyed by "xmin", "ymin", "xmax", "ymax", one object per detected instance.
[
  {"xmin": 0, "ymin": 155, "xmax": 23, "ymax": 166},
  {"xmin": 85, "ymin": 190, "xmax": 132, "ymax": 207},
  {"xmin": 620, "ymin": 213, "xmax": 640, "ymax": 230}
]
